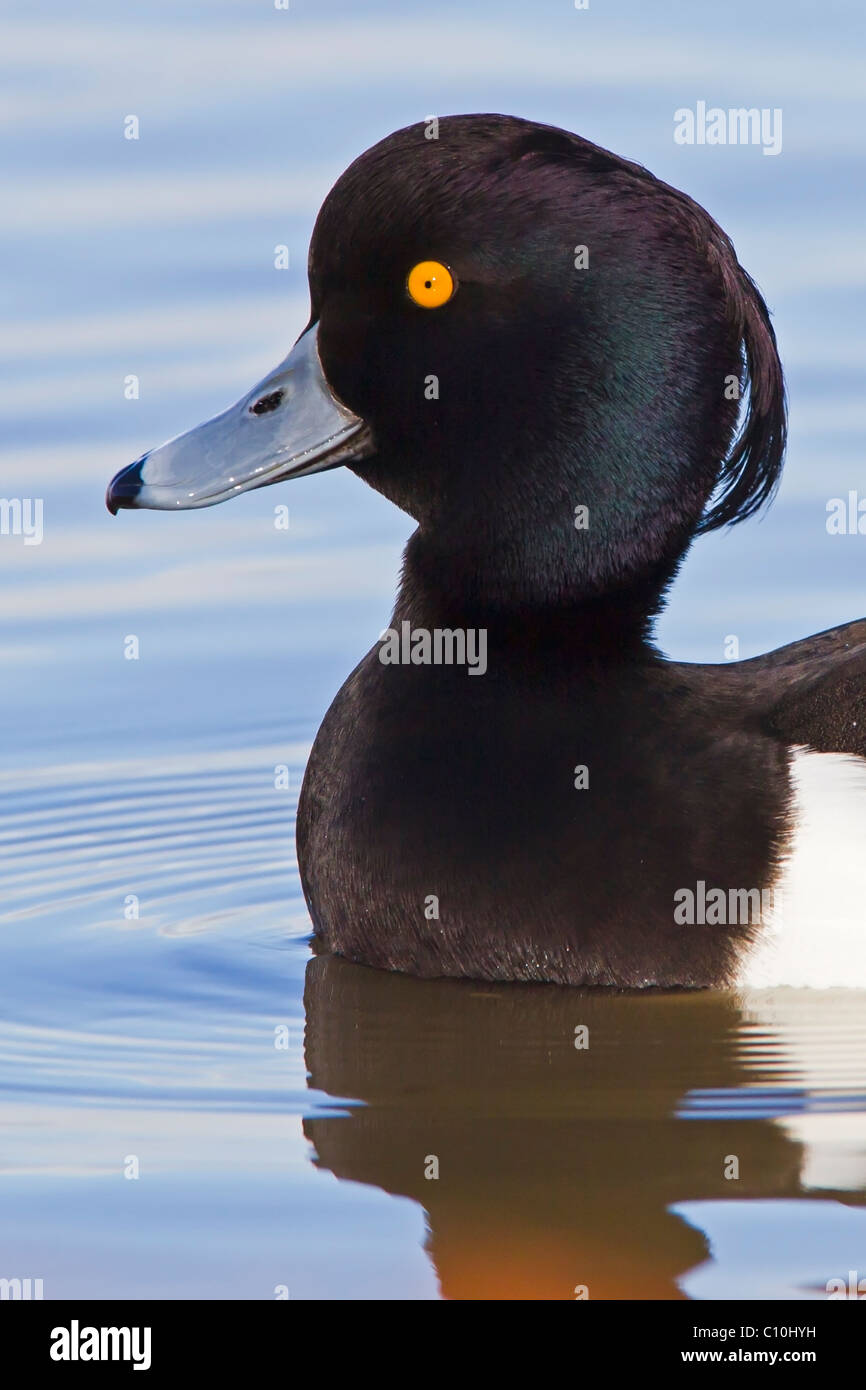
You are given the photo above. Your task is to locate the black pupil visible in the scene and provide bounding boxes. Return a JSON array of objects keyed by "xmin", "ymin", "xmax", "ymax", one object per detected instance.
[
  {"xmin": 251, "ymin": 390, "xmax": 283, "ymax": 416},
  {"xmin": 424, "ymin": 280, "xmax": 432, "ymax": 288}
]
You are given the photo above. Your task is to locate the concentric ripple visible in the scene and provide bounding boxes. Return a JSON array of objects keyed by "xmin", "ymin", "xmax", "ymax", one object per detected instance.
[{"xmin": 0, "ymin": 745, "xmax": 313, "ymax": 1111}]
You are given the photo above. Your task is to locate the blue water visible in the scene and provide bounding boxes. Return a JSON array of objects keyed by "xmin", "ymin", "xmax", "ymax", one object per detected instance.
[{"xmin": 1, "ymin": 0, "xmax": 865, "ymax": 1299}]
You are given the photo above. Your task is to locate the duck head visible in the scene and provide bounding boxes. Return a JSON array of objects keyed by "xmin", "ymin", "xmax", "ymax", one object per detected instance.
[{"xmin": 107, "ymin": 114, "xmax": 786, "ymax": 622}]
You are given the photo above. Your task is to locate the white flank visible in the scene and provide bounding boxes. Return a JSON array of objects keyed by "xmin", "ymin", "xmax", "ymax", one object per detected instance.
[{"xmin": 736, "ymin": 747, "xmax": 866, "ymax": 989}]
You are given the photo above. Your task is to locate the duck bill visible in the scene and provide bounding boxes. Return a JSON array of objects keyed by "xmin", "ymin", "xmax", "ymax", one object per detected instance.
[{"xmin": 106, "ymin": 324, "xmax": 370, "ymax": 513}]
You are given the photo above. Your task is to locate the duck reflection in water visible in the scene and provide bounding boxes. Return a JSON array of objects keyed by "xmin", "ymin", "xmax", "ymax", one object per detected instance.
[{"xmin": 303, "ymin": 954, "xmax": 866, "ymax": 1300}]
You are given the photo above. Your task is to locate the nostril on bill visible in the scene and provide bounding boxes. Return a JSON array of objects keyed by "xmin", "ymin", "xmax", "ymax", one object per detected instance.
[{"xmin": 250, "ymin": 390, "xmax": 284, "ymax": 416}]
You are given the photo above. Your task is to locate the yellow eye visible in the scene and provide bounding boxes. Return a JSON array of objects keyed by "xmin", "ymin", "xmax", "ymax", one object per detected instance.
[{"xmin": 406, "ymin": 260, "xmax": 455, "ymax": 308}]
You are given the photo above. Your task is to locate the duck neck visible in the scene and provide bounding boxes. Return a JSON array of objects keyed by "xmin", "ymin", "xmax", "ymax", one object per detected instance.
[{"xmin": 394, "ymin": 528, "xmax": 676, "ymax": 661}]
